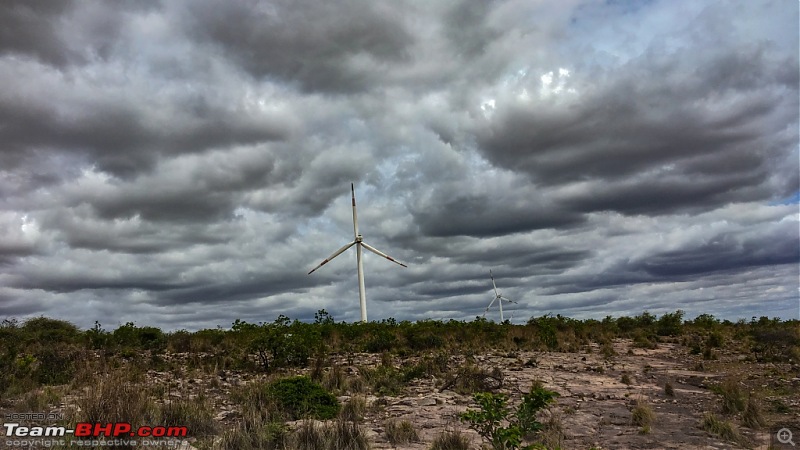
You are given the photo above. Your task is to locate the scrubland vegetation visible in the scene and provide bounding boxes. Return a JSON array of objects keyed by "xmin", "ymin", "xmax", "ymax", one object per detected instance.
[{"xmin": 0, "ymin": 311, "xmax": 797, "ymax": 449}]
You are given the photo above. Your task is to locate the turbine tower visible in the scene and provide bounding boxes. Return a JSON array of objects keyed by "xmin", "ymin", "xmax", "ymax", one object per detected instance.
[
  {"xmin": 308, "ymin": 183, "xmax": 407, "ymax": 322},
  {"xmin": 483, "ymin": 270, "xmax": 517, "ymax": 322}
]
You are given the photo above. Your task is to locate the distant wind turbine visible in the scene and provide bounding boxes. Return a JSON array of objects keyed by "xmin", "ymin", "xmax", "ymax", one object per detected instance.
[
  {"xmin": 483, "ymin": 270, "xmax": 517, "ymax": 322},
  {"xmin": 308, "ymin": 183, "xmax": 407, "ymax": 322}
]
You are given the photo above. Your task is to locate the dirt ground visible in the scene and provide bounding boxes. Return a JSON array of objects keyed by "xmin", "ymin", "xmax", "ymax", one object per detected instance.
[
  {"xmin": 4, "ymin": 338, "xmax": 799, "ymax": 449},
  {"xmin": 335, "ymin": 340, "xmax": 800, "ymax": 449}
]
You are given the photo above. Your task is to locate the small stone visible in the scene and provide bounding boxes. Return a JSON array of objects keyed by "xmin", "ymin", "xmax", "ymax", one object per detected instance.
[{"xmin": 418, "ymin": 397, "xmax": 437, "ymax": 406}]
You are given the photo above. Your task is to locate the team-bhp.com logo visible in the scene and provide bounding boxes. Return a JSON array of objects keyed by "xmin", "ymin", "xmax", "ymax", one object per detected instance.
[{"xmin": 4, "ymin": 422, "xmax": 188, "ymax": 438}]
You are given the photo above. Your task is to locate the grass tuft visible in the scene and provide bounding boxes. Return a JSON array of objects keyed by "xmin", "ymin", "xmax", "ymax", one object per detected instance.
[
  {"xmin": 340, "ymin": 396, "xmax": 367, "ymax": 423},
  {"xmin": 664, "ymin": 381, "xmax": 675, "ymax": 397},
  {"xmin": 631, "ymin": 398, "xmax": 655, "ymax": 434},
  {"xmin": 291, "ymin": 419, "xmax": 370, "ymax": 450},
  {"xmin": 385, "ymin": 419, "xmax": 419, "ymax": 445},
  {"xmin": 713, "ymin": 378, "xmax": 746, "ymax": 415},
  {"xmin": 429, "ymin": 430, "xmax": 471, "ymax": 450},
  {"xmin": 701, "ymin": 412, "xmax": 749, "ymax": 446},
  {"xmin": 742, "ymin": 394, "xmax": 767, "ymax": 429}
]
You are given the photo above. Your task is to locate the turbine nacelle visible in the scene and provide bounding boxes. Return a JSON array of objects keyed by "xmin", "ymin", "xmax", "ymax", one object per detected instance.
[{"xmin": 483, "ymin": 269, "xmax": 518, "ymax": 322}]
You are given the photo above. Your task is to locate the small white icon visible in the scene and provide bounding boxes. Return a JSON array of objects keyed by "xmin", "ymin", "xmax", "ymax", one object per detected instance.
[{"xmin": 778, "ymin": 428, "xmax": 796, "ymax": 446}]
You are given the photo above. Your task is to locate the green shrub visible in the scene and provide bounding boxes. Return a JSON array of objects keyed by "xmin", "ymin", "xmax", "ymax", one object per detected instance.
[
  {"xmin": 266, "ymin": 376, "xmax": 340, "ymax": 420},
  {"xmin": 517, "ymin": 381, "xmax": 560, "ymax": 436},
  {"xmin": 407, "ymin": 332, "xmax": 444, "ymax": 351},
  {"xmin": 360, "ymin": 365, "xmax": 404, "ymax": 396},
  {"xmin": 656, "ymin": 310, "xmax": 684, "ymax": 337},
  {"xmin": 23, "ymin": 317, "xmax": 81, "ymax": 343},
  {"xmin": 706, "ymin": 331, "xmax": 725, "ymax": 348},
  {"xmin": 365, "ymin": 329, "xmax": 397, "ymax": 353},
  {"xmin": 33, "ymin": 344, "xmax": 83, "ymax": 386},
  {"xmin": 460, "ymin": 383, "xmax": 559, "ymax": 450}
]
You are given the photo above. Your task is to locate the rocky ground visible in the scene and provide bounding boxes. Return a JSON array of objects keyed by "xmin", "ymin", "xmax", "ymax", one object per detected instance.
[
  {"xmin": 347, "ymin": 340, "xmax": 799, "ymax": 450},
  {"xmin": 5, "ymin": 339, "xmax": 799, "ymax": 449}
]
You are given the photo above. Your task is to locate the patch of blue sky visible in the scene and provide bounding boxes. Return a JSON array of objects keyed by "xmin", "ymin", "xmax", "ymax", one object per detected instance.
[{"xmin": 770, "ymin": 191, "xmax": 800, "ymax": 205}]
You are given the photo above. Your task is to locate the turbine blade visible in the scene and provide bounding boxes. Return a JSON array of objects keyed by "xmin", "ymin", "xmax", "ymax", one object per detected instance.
[
  {"xmin": 490, "ymin": 270, "xmax": 499, "ymax": 297},
  {"xmin": 308, "ymin": 241, "xmax": 356, "ymax": 274},
  {"xmin": 360, "ymin": 241, "xmax": 407, "ymax": 268},
  {"xmin": 483, "ymin": 297, "xmax": 497, "ymax": 317},
  {"xmin": 351, "ymin": 183, "xmax": 359, "ymax": 239}
]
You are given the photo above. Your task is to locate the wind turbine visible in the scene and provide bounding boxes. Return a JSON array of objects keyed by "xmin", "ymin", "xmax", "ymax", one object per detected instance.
[
  {"xmin": 308, "ymin": 183, "xmax": 407, "ymax": 322},
  {"xmin": 483, "ymin": 270, "xmax": 517, "ymax": 322}
]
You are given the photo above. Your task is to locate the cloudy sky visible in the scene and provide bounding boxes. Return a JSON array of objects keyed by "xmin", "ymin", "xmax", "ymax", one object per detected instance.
[{"xmin": 1, "ymin": 0, "xmax": 798, "ymax": 331}]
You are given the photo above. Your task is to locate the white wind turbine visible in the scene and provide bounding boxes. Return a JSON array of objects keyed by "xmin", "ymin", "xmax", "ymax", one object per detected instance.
[
  {"xmin": 308, "ymin": 183, "xmax": 407, "ymax": 322},
  {"xmin": 483, "ymin": 270, "xmax": 517, "ymax": 322}
]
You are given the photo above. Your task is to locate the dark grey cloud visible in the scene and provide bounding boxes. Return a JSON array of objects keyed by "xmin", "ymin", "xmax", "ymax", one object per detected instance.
[
  {"xmin": 179, "ymin": 0, "xmax": 414, "ymax": 93},
  {"xmin": 474, "ymin": 44, "xmax": 798, "ymax": 214},
  {"xmin": 443, "ymin": 0, "xmax": 502, "ymax": 59},
  {"xmin": 409, "ymin": 179, "xmax": 585, "ymax": 237},
  {"xmin": 0, "ymin": 0, "xmax": 796, "ymax": 330},
  {"xmin": 639, "ymin": 227, "xmax": 799, "ymax": 278}
]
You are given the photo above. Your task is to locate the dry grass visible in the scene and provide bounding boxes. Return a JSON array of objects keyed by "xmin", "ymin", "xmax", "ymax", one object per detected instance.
[
  {"xmin": 742, "ymin": 395, "xmax": 767, "ymax": 429},
  {"xmin": 78, "ymin": 371, "xmax": 156, "ymax": 426},
  {"xmin": 631, "ymin": 398, "xmax": 655, "ymax": 434},
  {"xmin": 16, "ymin": 386, "xmax": 61, "ymax": 412},
  {"xmin": 340, "ymin": 396, "xmax": 367, "ymax": 423},
  {"xmin": 430, "ymin": 430, "xmax": 471, "ymax": 450},
  {"xmin": 714, "ymin": 378, "xmax": 746, "ymax": 415},
  {"xmin": 291, "ymin": 419, "xmax": 370, "ymax": 450},
  {"xmin": 537, "ymin": 409, "xmax": 565, "ymax": 449},
  {"xmin": 439, "ymin": 364, "xmax": 503, "ymax": 395},
  {"xmin": 701, "ymin": 412, "xmax": 749, "ymax": 447},
  {"xmin": 664, "ymin": 381, "xmax": 675, "ymax": 397},
  {"xmin": 158, "ymin": 395, "xmax": 217, "ymax": 437},
  {"xmin": 215, "ymin": 409, "xmax": 288, "ymax": 450},
  {"xmin": 385, "ymin": 419, "xmax": 419, "ymax": 445}
]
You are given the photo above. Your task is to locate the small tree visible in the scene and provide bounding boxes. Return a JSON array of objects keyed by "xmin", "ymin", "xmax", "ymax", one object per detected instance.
[{"xmin": 460, "ymin": 384, "xmax": 559, "ymax": 450}]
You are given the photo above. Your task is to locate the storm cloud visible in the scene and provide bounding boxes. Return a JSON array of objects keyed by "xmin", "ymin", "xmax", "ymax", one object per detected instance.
[{"xmin": 0, "ymin": 0, "xmax": 796, "ymax": 330}]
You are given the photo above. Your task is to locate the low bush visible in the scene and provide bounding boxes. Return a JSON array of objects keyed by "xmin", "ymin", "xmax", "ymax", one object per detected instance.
[
  {"xmin": 266, "ymin": 376, "xmax": 340, "ymax": 420},
  {"xmin": 460, "ymin": 382, "xmax": 559, "ymax": 450}
]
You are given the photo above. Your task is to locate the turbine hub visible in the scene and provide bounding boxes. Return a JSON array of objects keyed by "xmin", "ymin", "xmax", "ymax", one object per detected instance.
[{"xmin": 355, "ymin": 234, "xmax": 363, "ymax": 242}]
